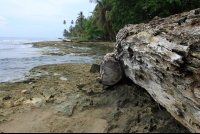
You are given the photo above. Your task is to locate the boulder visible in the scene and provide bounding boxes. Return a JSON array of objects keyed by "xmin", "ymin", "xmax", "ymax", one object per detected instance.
[
  {"xmin": 101, "ymin": 8, "xmax": 200, "ymax": 133},
  {"xmin": 100, "ymin": 53, "xmax": 123, "ymax": 88}
]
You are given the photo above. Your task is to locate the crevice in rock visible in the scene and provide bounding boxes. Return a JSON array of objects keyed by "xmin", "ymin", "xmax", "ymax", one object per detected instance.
[
  {"xmin": 128, "ymin": 47, "xmax": 134, "ymax": 58},
  {"xmin": 3, "ymin": 96, "xmax": 11, "ymax": 100},
  {"xmin": 194, "ymin": 9, "xmax": 199, "ymax": 15}
]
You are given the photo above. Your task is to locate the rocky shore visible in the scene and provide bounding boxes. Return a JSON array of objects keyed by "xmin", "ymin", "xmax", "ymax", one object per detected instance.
[
  {"xmin": 0, "ymin": 41, "xmax": 190, "ymax": 133},
  {"xmin": 30, "ymin": 40, "xmax": 114, "ymax": 57}
]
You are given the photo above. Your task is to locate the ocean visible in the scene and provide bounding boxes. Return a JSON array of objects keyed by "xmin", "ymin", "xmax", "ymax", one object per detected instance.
[{"xmin": 0, "ymin": 37, "xmax": 98, "ymax": 83}]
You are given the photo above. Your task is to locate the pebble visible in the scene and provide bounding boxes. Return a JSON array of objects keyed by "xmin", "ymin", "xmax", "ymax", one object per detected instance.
[{"xmin": 60, "ymin": 77, "xmax": 67, "ymax": 81}]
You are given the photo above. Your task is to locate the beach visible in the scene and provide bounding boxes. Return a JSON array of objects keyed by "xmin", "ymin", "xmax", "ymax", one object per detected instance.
[
  {"xmin": 0, "ymin": 40, "xmax": 190, "ymax": 133},
  {"xmin": 0, "ymin": 37, "xmax": 113, "ymax": 83}
]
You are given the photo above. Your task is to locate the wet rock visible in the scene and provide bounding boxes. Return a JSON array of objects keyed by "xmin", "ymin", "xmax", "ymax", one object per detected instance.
[{"xmin": 89, "ymin": 60, "xmax": 101, "ymax": 73}]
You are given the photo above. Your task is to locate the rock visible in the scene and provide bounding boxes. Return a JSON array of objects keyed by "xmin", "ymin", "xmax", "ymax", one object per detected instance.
[
  {"xmin": 0, "ymin": 115, "xmax": 5, "ymax": 123},
  {"xmin": 101, "ymin": 8, "xmax": 200, "ymax": 132},
  {"xmin": 24, "ymin": 98, "xmax": 45, "ymax": 107},
  {"xmin": 3, "ymin": 100, "xmax": 14, "ymax": 108},
  {"xmin": 62, "ymin": 104, "xmax": 75, "ymax": 116},
  {"xmin": 21, "ymin": 89, "xmax": 29, "ymax": 94},
  {"xmin": 97, "ymin": 84, "xmax": 189, "ymax": 133},
  {"xmin": 100, "ymin": 53, "xmax": 123, "ymax": 87},
  {"xmin": 60, "ymin": 77, "xmax": 67, "ymax": 81},
  {"xmin": 0, "ymin": 98, "xmax": 3, "ymax": 108},
  {"xmin": 90, "ymin": 60, "xmax": 101, "ymax": 73}
]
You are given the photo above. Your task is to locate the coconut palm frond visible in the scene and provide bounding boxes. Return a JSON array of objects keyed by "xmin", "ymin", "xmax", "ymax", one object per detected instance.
[
  {"xmin": 89, "ymin": 0, "xmax": 98, "ymax": 3},
  {"xmin": 89, "ymin": 0, "xmax": 115, "ymax": 41},
  {"xmin": 98, "ymin": 2, "xmax": 102, "ymax": 15},
  {"xmin": 105, "ymin": 10, "xmax": 110, "ymax": 21}
]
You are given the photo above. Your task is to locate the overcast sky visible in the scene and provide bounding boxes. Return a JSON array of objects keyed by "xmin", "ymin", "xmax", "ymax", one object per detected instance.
[{"xmin": 0, "ymin": 0, "xmax": 96, "ymax": 38}]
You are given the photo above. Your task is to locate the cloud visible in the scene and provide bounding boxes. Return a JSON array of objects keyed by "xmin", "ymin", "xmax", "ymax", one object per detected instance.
[
  {"xmin": 0, "ymin": 0, "xmax": 62, "ymax": 20},
  {"xmin": 0, "ymin": 16, "xmax": 7, "ymax": 26},
  {"xmin": 0, "ymin": 16, "xmax": 6, "ymax": 20},
  {"xmin": 0, "ymin": 0, "xmax": 96, "ymax": 37}
]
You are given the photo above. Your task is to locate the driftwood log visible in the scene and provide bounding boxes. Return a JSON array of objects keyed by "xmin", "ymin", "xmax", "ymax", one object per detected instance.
[
  {"xmin": 100, "ymin": 8, "xmax": 200, "ymax": 133},
  {"xmin": 63, "ymin": 39, "xmax": 72, "ymax": 42}
]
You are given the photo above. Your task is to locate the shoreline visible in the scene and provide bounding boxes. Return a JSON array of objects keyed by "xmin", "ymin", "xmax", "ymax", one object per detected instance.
[
  {"xmin": 30, "ymin": 40, "xmax": 115, "ymax": 58},
  {"xmin": 0, "ymin": 41, "xmax": 190, "ymax": 133},
  {"xmin": 0, "ymin": 40, "xmax": 114, "ymax": 84}
]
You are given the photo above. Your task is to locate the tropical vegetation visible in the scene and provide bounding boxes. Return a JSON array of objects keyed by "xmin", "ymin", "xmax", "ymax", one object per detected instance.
[{"xmin": 63, "ymin": 0, "xmax": 200, "ymax": 41}]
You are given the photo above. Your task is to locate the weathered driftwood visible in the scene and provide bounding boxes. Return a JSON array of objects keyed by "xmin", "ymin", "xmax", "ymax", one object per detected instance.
[
  {"xmin": 63, "ymin": 39, "xmax": 72, "ymax": 42},
  {"xmin": 100, "ymin": 8, "xmax": 200, "ymax": 133},
  {"xmin": 100, "ymin": 53, "xmax": 123, "ymax": 88}
]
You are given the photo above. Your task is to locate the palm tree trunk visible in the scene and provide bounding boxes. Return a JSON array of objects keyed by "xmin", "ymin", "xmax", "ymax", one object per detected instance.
[{"xmin": 108, "ymin": 31, "xmax": 112, "ymax": 41}]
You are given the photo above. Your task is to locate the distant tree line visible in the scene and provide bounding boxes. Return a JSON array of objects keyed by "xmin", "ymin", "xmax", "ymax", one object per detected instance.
[{"xmin": 63, "ymin": 0, "xmax": 200, "ymax": 41}]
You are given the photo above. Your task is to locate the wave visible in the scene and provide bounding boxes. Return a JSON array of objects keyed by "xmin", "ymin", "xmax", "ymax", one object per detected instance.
[
  {"xmin": 0, "ymin": 44, "xmax": 33, "ymax": 50},
  {"xmin": 1, "ymin": 40, "xmax": 10, "ymax": 42},
  {"xmin": 0, "ymin": 37, "xmax": 61, "ymax": 50}
]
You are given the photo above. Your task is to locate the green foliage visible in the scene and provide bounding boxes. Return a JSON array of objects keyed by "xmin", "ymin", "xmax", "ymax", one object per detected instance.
[
  {"xmin": 77, "ymin": 11, "xmax": 85, "ymax": 33},
  {"xmin": 108, "ymin": 0, "xmax": 200, "ymax": 31},
  {"xmin": 62, "ymin": 0, "xmax": 199, "ymax": 40},
  {"xmin": 63, "ymin": 20, "xmax": 66, "ymax": 25},
  {"xmin": 63, "ymin": 29, "xmax": 69, "ymax": 37},
  {"xmin": 84, "ymin": 16, "xmax": 103, "ymax": 40},
  {"xmin": 62, "ymin": 1, "xmax": 115, "ymax": 41},
  {"xmin": 90, "ymin": 0, "xmax": 116, "ymax": 41}
]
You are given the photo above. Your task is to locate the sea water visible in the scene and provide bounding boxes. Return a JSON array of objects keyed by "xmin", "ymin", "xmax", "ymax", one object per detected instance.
[{"xmin": 0, "ymin": 37, "xmax": 98, "ymax": 83}]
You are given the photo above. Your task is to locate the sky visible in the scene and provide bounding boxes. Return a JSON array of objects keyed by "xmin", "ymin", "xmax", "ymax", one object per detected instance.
[{"xmin": 0, "ymin": 0, "xmax": 96, "ymax": 38}]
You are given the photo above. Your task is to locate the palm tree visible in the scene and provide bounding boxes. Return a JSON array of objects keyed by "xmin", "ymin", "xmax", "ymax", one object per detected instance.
[
  {"xmin": 76, "ymin": 11, "xmax": 85, "ymax": 37},
  {"xmin": 63, "ymin": 29, "xmax": 68, "ymax": 37},
  {"xmin": 89, "ymin": 0, "xmax": 97, "ymax": 3},
  {"xmin": 63, "ymin": 20, "xmax": 66, "ymax": 25},
  {"xmin": 77, "ymin": 11, "xmax": 85, "ymax": 31},
  {"xmin": 63, "ymin": 20, "xmax": 67, "ymax": 30},
  {"xmin": 69, "ymin": 25, "xmax": 73, "ymax": 33},
  {"xmin": 90, "ymin": 0, "xmax": 115, "ymax": 41}
]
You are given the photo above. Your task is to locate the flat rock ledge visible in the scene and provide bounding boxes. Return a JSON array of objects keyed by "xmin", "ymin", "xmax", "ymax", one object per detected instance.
[{"xmin": 100, "ymin": 8, "xmax": 200, "ymax": 133}]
